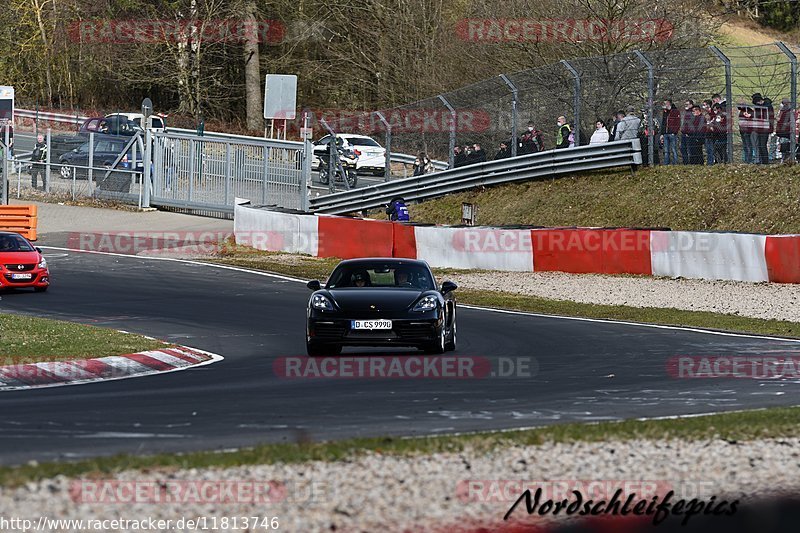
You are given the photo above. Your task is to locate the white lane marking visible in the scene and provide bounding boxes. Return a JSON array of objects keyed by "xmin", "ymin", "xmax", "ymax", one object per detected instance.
[{"xmin": 40, "ymin": 245, "xmax": 800, "ymax": 343}]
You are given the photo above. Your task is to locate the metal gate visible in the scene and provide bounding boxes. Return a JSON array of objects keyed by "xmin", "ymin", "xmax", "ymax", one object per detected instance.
[{"xmin": 147, "ymin": 129, "xmax": 311, "ymax": 213}]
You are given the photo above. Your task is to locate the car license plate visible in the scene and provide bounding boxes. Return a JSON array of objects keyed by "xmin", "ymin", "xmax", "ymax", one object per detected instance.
[
  {"xmin": 11, "ymin": 273, "xmax": 32, "ymax": 280},
  {"xmin": 351, "ymin": 320, "xmax": 392, "ymax": 330}
]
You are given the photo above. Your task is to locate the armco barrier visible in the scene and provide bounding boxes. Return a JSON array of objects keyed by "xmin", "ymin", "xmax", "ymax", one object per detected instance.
[
  {"xmin": 234, "ymin": 204, "xmax": 800, "ymax": 284},
  {"xmin": 0, "ymin": 205, "xmax": 38, "ymax": 241}
]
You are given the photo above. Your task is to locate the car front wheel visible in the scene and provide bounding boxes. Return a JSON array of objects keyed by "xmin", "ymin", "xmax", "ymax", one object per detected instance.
[{"xmin": 423, "ymin": 325, "xmax": 446, "ymax": 355}]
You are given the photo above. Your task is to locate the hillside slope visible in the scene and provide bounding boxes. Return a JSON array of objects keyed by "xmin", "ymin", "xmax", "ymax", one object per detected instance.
[{"xmin": 404, "ymin": 165, "xmax": 800, "ymax": 234}]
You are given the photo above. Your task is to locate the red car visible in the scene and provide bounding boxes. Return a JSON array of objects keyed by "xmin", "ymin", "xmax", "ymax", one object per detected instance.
[{"xmin": 0, "ymin": 232, "xmax": 50, "ymax": 292}]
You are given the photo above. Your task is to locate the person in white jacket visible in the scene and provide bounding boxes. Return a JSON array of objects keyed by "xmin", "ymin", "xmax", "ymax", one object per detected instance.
[{"xmin": 590, "ymin": 120, "xmax": 610, "ymax": 144}]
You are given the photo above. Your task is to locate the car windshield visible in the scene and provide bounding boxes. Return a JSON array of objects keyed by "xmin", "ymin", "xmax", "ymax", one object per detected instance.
[
  {"xmin": 327, "ymin": 262, "xmax": 434, "ymax": 290},
  {"xmin": 348, "ymin": 137, "xmax": 381, "ymax": 147},
  {"xmin": 0, "ymin": 234, "xmax": 34, "ymax": 252}
]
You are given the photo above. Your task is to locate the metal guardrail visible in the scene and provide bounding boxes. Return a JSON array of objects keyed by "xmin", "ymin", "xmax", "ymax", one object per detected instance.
[
  {"xmin": 16, "ymin": 108, "xmax": 89, "ymax": 125},
  {"xmin": 310, "ymin": 139, "xmax": 643, "ymax": 214},
  {"xmin": 389, "ymin": 153, "xmax": 448, "ymax": 171}
]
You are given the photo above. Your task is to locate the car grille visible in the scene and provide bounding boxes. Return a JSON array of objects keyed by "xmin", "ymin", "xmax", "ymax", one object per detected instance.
[
  {"xmin": 312, "ymin": 323, "xmax": 347, "ymax": 340},
  {"xmin": 4, "ymin": 264, "xmax": 36, "ymax": 272},
  {"xmin": 393, "ymin": 323, "xmax": 435, "ymax": 339}
]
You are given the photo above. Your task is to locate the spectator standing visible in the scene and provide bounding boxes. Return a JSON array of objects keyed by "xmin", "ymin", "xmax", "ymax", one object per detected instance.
[
  {"xmin": 687, "ymin": 105, "xmax": 706, "ymax": 165},
  {"xmin": 680, "ymin": 100, "xmax": 694, "ymax": 164},
  {"xmin": 776, "ymin": 98, "xmax": 793, "ymax": 161},
  {"xmin": 738, "ymin": 102, "xmax": 756, "ymax": 163},
  {"xmin": 413, "ymin": 152, "xmax": 434, "ymax": 176},
  {"xmin": 702, "ymin": 100, "xmax": 716, "ymax": 165},
  {"xmin": 614, "ymin": 106, "xmax": 641, "ymax": 141},
  {"xmin": 453, "ymin": 146, "xmax": 467, "ymax": 168},
  {"xmin": 660, "ymin": 100, "xmax": 680, "ymax": 165},
  {"xmin": 494, "ymin": 141, "xmax": 511, "ymax": 159},
  {"xmin": 609, "ymin": 111, "xmax": 624, "ymax": 141},
  {"xmin": 710, "ymin": 103, "xmax": 728, "ymax": 164},
  {"xmin": 555, "ymin": 116, "xmax": 571, "ymax": 149},
  {"xmin": 519, "ymin": 122, "xmax": 543, "ymax": 154},
  {"xmin": 29, "ymin": 134, "xmax": 48, "ymax": 189},
  {"xmin": 470, "ymin": 143, "xmax": 487, "ymax": 163},
  {"xmin": 589, "ymin": 120, "xmax": 610, "ymax": 144},
  {"xmin": 751, "ymin": 93, "xmax": 774, "ymax": 164}
]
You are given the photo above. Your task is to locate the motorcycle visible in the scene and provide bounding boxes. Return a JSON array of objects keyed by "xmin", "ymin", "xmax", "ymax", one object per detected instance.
[{"xmin": 318, "ymin": 145, "xmax": 358, "ymax": 189}]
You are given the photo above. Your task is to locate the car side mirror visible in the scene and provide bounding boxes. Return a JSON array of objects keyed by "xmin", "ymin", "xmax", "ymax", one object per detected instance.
[
  {"xmin": 307, "ymin": 280, "xmax": 321, "ymax": 291},
  {"xmin": 35, "ymin": 247, "xmax": 42, "ymax": 253},
  {"xmin": 441, "ymin": 281, "xmax": 458, "ymax": 294}
]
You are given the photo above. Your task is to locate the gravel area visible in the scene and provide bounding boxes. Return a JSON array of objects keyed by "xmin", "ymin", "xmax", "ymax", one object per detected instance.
[
  {"xmin": 1, "ymin": 438, "xmax": 798, "ymax": 532},
  {"xmin": 447, "ymin": 271, "xmax": 800, "ymax": 323}
]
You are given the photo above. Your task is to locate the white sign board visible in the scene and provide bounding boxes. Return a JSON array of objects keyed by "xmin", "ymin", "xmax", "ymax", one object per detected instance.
[
  {"xmin": 263, "ymin": 74, "xmax": 297, "ymax": 120},
  {"xmin": 0, "ymin": 86, "xmax": 13, "ymax": 125}
]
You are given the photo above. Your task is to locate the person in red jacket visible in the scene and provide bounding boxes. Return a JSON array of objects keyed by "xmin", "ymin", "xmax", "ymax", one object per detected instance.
[
  {"xmin": 751, "ymin": 93, "xmax": 774, "ymax": 164},
  {"xmin": 775, "ymin": 98, "xmax": 795, "ymax": 161},
  {"xmin": 660, "ymin": 99, "xmax": 681, "ymax": 165}
]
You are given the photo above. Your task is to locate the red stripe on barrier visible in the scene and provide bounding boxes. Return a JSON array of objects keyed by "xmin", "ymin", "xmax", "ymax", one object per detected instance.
[
  {"xmin": 0, "ymin": 364, "xmax": 61, "ymax": 385},
  {"xmin": 317, "ymin": 217, "xmax": 394, "ymax": 258},
  {"xmin": 765, "ymin": 235, "xmax": 800, "ymax": 283},
  {"xmin": 125, "ymin": 353, "xmax": 177, "ymax": 372},
  {"xmin": 162, "ymin": 348, "xmax": 204, "ymax": 364},
  {"xmin": 531, "ymin": 229, "xmax": 651, "ymax": 275},
  {"xmin": 71, "ymin": 359, "xmax": 115, "ymax": 378},
  {"xmin": 392, "ymin": 223, "xmax": 417, "ymax": 259}
]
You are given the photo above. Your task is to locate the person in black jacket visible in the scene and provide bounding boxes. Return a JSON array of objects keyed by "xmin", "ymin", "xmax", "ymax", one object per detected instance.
[
  {"xmin": 494, "ymin": 141, "xmax": 511, "ymax": 160},
  {"xmin": 555, "ymin": 116, "xmax": 571, "ymax": 149},
  {"xmin": 452, "ymin": 146, "xmax": 467, "ymax": 168},
  {"xmin": 30, "ymin": 134, "xmax": 48, "ymax": 189},
  {"xmin": 468, "ymin": 143, "xmax": 487, "ymax": 163}
]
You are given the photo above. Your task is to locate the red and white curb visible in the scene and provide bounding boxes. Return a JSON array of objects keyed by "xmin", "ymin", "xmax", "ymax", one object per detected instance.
[{"xmin": 0, "ymin": 346, "xmax": 223, "ymax": 391}]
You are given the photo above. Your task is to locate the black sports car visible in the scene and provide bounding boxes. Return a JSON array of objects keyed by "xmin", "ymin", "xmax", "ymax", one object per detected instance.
[{"xmin": 306, "ymin": 258, "xmax": 457, "ymax": 356}]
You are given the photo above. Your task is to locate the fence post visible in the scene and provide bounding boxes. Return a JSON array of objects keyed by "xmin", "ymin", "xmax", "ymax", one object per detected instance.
[
  {"xmin": 45, "ymin": 129, "xmax": 51, "ymax": 193},
  {"xmin": 143, "ymin": 129, "xmax": 152, "ymax": 207},
  {"xmin": 499, "ymin": 74, "xmax": 519, "ymax": 156},
  {"xmin": 375, "ymin": 111, "xmax": 392, "ymax": 181},
  {"xmin": 2, "ymin": 126, "xmax": 8, "ymax": 204},
  {"xmin": 560, "ymin": 60, "xmax": 581, "ymax": 147},
  {"xmin": 710, "ymin": 46, "xmax": 734, "ymax": 164},
  {"xmin": 438, "ymin": 95, "xmax": 456, "ymax": 167},
  {"xmin": 633, "ymin": 51, "xmax": 655, "ymax": 165},
  {"xmin": 776, "ymin": 42, "xmax": 797, "ymax": 162}
]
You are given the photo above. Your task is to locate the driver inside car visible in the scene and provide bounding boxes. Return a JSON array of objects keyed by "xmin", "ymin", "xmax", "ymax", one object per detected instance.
[
  {"xmin": 352, "ymin": 271, "xmax": 370, "ymax": 287},
  {"xmin": 395, "ymin": 269, "xmax": 413, "ymax": 287}
]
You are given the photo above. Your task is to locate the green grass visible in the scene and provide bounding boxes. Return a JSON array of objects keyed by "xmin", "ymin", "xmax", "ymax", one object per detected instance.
[
  {"xmin": 0, "ymin": 313, "xmax": 167, "ymax": 363},
  {"xmin": 3, "ymin": 406, "xmax": 800, "ymax": 487},
  {"xmin": 394, "ymin": 164, "xmax": 800, "ymax": 234}
]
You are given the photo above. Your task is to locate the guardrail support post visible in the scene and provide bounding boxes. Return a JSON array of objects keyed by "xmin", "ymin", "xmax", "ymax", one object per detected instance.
[
  {"xmin": 560, "ymin": 60, "xmax": 581, "ymax": 147},
  {"xmin": 633, "ymin": 51, "xmax": 655, "ymax": 165},
  {"xmin": 438, "ymin": 95, "xmax": 456, "ymax": 168},
  {"xmin": 88, "ymin": 132, "xmax": 95, "ymax": 194},
  {"xmin": 143, "ymin": 129, "xmax": 152, "ymax": 207},
  {"xmin": 710, "ymin": 46, "xmax": 734, "ymax": 164},
  {"xmin": 375, "ymin": 111, "xmax": 392, "ymax": 181},
  {"xmin": 499, "ymin": 74, "xmax": 519, "ymax": 156},
  {"xmin": 776, "ymin": 42, "xmax": 797, "ymax": 162}
]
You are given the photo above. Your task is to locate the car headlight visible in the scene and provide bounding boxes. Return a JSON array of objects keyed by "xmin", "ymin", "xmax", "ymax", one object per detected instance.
[
  {"xmin": 38, "ymin": 257, "xmax": 47, "ymax": 269},
  {"xmin": 311, "ymin": 294, "xmax": 333, "ymax": 310},
  {"xmin": 412, "ymin": 295, "xmax": 438, "ymax": 312}
]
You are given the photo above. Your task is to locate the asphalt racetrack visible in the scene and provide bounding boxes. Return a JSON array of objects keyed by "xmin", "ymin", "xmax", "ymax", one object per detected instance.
[{"xmin": 1, "ymin": 249, "xmax": 799, "ymax": 465}]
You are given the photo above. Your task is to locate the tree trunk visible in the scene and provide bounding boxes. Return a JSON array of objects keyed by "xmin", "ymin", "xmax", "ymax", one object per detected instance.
[{"xmin": 243, "ymin": 0, "xmax": 262, "ymax": 131}]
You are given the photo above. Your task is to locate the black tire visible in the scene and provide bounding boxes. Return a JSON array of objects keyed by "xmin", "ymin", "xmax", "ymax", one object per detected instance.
[
  {"xmin": 423, "ymin": 326, "xmax": 446, "ymax": 355},
  {"xmin": 306, "ymin": 342, "xmax": 341, "ymax": 357},
  {"xmin": 34, "ymin": 286, "xmax": 48, "ymax": 293},
  {"xmin": 59, "ymin": 165, "xmax": 73, "ymax": 179},
  {"xmin": 318, "ymin": 167, "xmax": 329, "ymax": 184},
  {"xmin": 347, "ymin": 170, "xmax": 358, "ymax": 188},
  {"xmin": 445, "ymin": 315, "xmax": 457, "ymax": 352}
]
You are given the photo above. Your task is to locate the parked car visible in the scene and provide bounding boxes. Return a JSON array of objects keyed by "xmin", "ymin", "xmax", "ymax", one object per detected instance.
[
  {"xmin": 105, "ymin": 112, "xmax": 166, "ymax": 132},
  {"xmin": 312, "ymin": 134, "xmax": 386, "ymax": 175},
  {"xmin": 58, "ymin": 136, "xmax": 144, "ymax": 179},
  {"xmin": 50, "ymin": 116, "xmax": 144, "ymax": 159},
  {"xmin": 0, "ymin": 231, "xmax": 50, "ymax": 292}
]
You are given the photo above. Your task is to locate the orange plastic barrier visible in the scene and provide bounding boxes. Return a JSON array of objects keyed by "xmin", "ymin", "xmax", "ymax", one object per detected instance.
[{"xmin": 0, "ymin": 205, "xmax": 38, "ymax": 240}]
